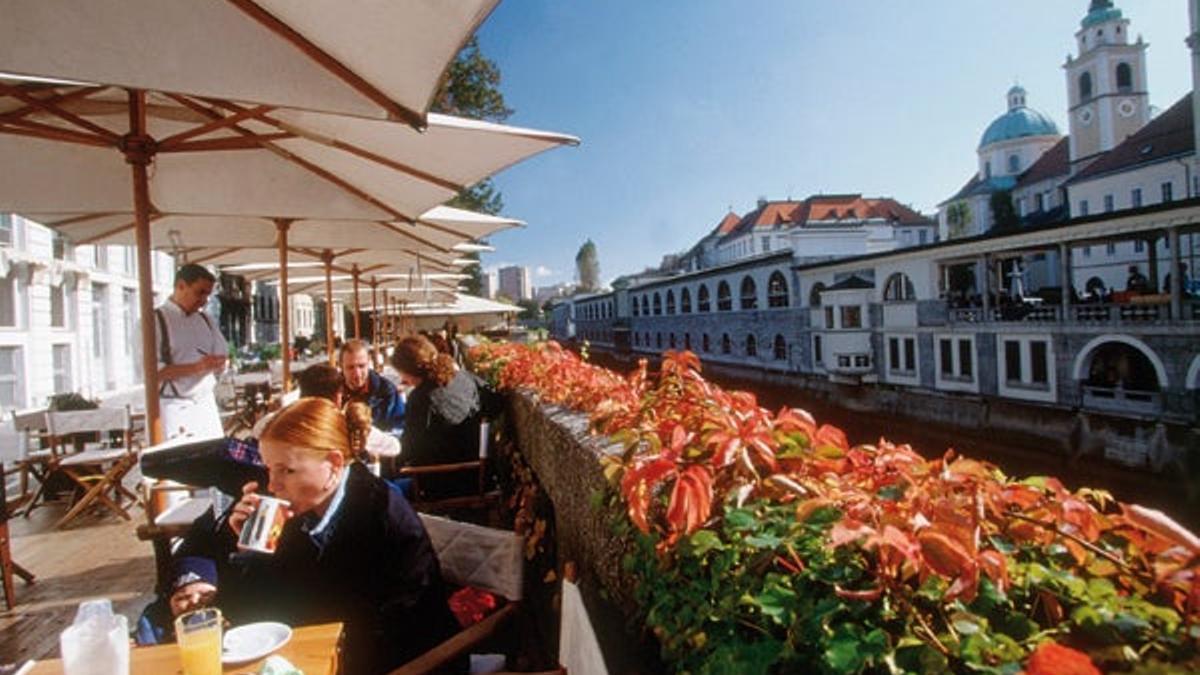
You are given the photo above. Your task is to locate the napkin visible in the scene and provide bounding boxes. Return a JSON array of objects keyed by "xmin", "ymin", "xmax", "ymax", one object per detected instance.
[{"xmin": 257, "ymin": 655, "xmax": 302, "ymax": 675}]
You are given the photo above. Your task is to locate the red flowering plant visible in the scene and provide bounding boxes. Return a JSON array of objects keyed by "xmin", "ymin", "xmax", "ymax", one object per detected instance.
[{"xmin": 470, "ymin": 342, "xmax": 1199, "ymax": 673}]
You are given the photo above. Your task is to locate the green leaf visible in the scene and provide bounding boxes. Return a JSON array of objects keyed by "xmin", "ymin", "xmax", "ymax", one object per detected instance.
[
  {"xmin": 724, "ymin": 508, "xmax": 758, "ymax": 532},
  {"xmin": 690, "ymin": 530, "xmax": 725, "ymax": 557},
  {"xmin": 825, "ymin": 624, "xmax": 867, "ymax": 672},
  {"xmin": 745, "ymin": 532, "xmax": 783, "ymax": 549}
]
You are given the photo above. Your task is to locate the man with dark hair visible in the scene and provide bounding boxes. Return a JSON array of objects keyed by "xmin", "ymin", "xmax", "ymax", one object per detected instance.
[
  {"xmin": 339, "ymin": 339, "xmax": 404, "ymax": 431},
  {"xmin": 156, "ymin": 264, "xmax": 227, "ymax": 439},
  {"xmin": 296, "ymin": 362, "xmax": 344, "ymax": 400}
]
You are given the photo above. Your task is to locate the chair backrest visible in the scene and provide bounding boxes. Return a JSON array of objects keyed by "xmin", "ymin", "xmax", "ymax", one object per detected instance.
[
  {"xmin": 0, "ymin": 426, "xmax": 24, "ymax": 464},
  {"xmin": 11, "ymin": 407, "xmax": 47, "ymax": 434},
  {"xmin": 418, "ymin": 513, "xmax": 524, "ymax": 602},
  {"xmin": 47, "ymin": 407, "xmax": 131, "ymax": 439}
]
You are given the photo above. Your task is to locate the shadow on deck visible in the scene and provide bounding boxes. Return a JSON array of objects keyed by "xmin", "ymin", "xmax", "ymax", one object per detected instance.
[{"xmin": 1, "ymin": 497, "xmax": 155, "ymax": 665}]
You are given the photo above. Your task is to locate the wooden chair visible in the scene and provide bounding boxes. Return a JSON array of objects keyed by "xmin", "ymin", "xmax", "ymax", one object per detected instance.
[
  {"xmin": 398, "ymin": 421, "xmax": 499, "ymax": 514},
  {"xmin": 390, "ymin": 513, "xmax": 525, "ymax": 675},
  {"xmin": 0, "ymin": 452, "xmax": 36, "ymax": 610},
  {"xmin": 10, "ymin": 407, "xmax": 52, "ymax": 512},
  {"xmin": 45, "ymin": 407, "xmax": 140, "ymax": 529}
]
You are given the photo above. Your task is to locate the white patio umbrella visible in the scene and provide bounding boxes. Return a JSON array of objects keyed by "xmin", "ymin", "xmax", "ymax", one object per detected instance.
[
  {"xmin": 0, "ymin": 0, "xmax": 500, "ymax": 126},
  {"xmin": 0, "ymin": 82, "xmax": 576, "ymax": 441}
]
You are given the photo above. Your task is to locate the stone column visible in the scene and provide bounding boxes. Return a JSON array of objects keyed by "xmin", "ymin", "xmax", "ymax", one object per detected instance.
[
  {"xmin": 1169, "ymin": 226, "xmax": 1182, "ymax": 319},
  {"xmin": 980, "ymin": 254, "xmax": 990, "ymax": 320},
  {"xmin": 1059, "ymin": 242, "xmax": 1071, "ymax": 320}
]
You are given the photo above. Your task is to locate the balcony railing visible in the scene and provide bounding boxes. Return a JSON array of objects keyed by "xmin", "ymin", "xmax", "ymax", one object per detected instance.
[
  {"xmin": 1081, "ymin": 385, "xmax": 1162, "ymax": 417},
  {"xmin": 946, "ymin": 300, "xmax": 1194, "ymax": 325}
]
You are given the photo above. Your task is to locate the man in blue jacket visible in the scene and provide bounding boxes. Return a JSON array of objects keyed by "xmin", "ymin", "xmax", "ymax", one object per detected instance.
[{"xmin": 339, "ymin": 339, "xmax": 405, "ymax": 431}]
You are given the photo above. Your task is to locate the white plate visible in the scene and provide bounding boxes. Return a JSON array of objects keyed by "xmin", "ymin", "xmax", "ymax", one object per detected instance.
[{"xmin": 222, "ymin": 622, "xmax": 292, "ymax": 665}]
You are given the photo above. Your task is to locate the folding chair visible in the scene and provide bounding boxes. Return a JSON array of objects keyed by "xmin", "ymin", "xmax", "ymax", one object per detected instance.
[
  {"xmin": 46, "ymin": 408, "xmax": 140, "ymax": 529},
  {"xmin": 0, "ymin": 446, "xmax": 36, "ymax": 609},
  {"xmin": 390, "ymin": 514, "xmax": 525, "ymax": 675},
  {"xmin": 398, "ymin": 420, "xmax": 500, "ymax": 515},
  {"xmin": 10, "ymin": 407, "xmax": 52, "ymax": 512}
]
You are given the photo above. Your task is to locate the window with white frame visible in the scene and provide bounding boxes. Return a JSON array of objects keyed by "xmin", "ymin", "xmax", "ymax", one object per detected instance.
[
  {"xmin": 938, "ymin": 337, "xmax": 974, "ymax": 381},
  {"xmin": 0, "ymin": 273, "xmax": 15, "ymax": 328},
  {"xmin": 52, "ymin": 233, "xmax": 72, "ymax": 261},
  {"xmin": 1131, "ymin": 188, "xmax": 1143, "ymax": 208},
  {"xmin": 824, "ymin": 306, "xmax": 834, "ymax": 329},
  {"xmin": 883, "ymin": 273, "xmax": 916, "ymax": 302},
  {"xmin": 51, "ymin": 284, "xmax": 68, "ymax": 328},
  {"xmin": 92, "ymin": 284, "xmax": 108, "ymax": 358},
  {"xmin": 813, "ymin": 335, "xmax": 823, "ymax": 366},
  {"xmin": 887, "ymin": 336, "xmax": 916, "ymax": 375},
  {"xmin": 52, "ymin": 344, "xmax": 72, "ymax": 393},
  {"xmin": 1103, "ymin": 194, "xmax": 1114, "ymax": 213},
  {"xmin": 1161, "ymin": 182, "xmax": 1174, "ymax": 203},
  {"xmin": 1002, "ymin": 337, "xmax": 1051, "ymax": 389},
  {"xmin": 0, "ymin": 346, "xmax": 22, "ymax": 409},
  {"xmin": 0, "ymin": 214, "xmax": 13, "ymax": 246},
  {"xmin": 1078, "ymin": 200, "xmax": 1089, "ymax": 216}
]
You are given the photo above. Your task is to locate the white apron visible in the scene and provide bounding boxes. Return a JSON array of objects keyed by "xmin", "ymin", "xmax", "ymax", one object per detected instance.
[{"xmin": 161, "ymin": 394, "xmax": 223, "ymax": 441}]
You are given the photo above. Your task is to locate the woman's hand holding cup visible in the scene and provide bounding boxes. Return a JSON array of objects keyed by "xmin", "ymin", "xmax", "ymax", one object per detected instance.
[{"xmin": 229, "ymin": 481, "xmax": 261, "ymax": 536}]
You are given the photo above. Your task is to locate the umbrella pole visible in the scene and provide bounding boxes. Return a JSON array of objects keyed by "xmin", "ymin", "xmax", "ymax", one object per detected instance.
[
  {"xmin": 370, "ymin": 279, "xmax": 379, "ymax": 353},
  {"xmin": 276, "ymin": 219, "xmax": 292, "ymax": 392},
  {"xmin": 382, "ymin": 288, "xmax": 390, "ymax": 347},
  {"xmin": 125, "ymin": 89, "xmax": 163, "ymax": 445},
  {"xmin": 352, "ymin": 265, "xmax": 361, "ymax": 340},
  {"xmin": 323, "ymin": 249, "xmax": 335, "ymax": 365}
]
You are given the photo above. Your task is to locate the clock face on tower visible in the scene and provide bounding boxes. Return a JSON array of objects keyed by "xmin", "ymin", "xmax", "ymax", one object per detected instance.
[
  {"xmin": 1117, "ymin": 98, "xmax": 1137, "ymax": 118},
  {"xmin": 1078, "ymin": 107, "xmax": 1094, "ymax": 126}
]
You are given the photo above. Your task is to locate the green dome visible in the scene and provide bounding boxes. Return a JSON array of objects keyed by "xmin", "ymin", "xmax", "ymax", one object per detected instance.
[
  {"xmin": 979, "ymin": 98, "xmax": 1060, "ymax": 149},
  {"xmin": 1082, "ymin": 0, "xmax": 1122, "ymax": 28}
]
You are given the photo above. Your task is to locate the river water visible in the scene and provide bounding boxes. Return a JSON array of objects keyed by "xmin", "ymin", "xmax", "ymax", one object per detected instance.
[{"xmin": 585, "ymin": 351, "xmax": 1198, "ymax": 528}]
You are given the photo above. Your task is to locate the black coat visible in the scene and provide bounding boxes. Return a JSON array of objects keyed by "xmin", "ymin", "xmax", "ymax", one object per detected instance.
[
  {"xmin": 182, "ymin": 464, "xmax": 460, "ymax": 674},
  {"xmin": 399, "ymin": 371, "xmax": 483, "ymax": 498}
]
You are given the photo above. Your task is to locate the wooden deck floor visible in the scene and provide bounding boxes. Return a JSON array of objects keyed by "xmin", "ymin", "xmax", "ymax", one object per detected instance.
[{"xmin": 1, "ymin": 494, "xmax": 156, "ymax": 666}]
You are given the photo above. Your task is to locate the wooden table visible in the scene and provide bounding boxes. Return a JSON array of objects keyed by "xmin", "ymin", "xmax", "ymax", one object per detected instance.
[{"xmin": 28, "ymin": 621, "xmax": 342, "ymax": 674}]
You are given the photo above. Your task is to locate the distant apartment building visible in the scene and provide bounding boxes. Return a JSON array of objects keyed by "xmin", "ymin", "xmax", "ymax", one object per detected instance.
[
  {"xmin": 535, "ymin": 282, "xmax": 575, "ymax": 304},
  {"xmin": 479, "ymin": 270, "xmax": 498, "ymax": 299},
  {"xmin": 498, "ymin": 265, "xmax": 532, "ymax": 301}
]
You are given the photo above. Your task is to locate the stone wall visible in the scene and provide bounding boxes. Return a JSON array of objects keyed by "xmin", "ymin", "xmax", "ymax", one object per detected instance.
[{"xmin": 504, "ymin": 391, "xmax": 639, "ymax": 613}]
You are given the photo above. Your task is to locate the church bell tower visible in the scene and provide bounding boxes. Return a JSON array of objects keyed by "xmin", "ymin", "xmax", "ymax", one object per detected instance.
[{"xmin": 1063, "ymin": 0, "xmax": 1150, "ymax": 167}]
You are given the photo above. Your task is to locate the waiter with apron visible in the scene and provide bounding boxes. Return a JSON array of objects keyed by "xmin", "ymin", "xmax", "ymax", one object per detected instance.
[{"xmin": 155, "ymin": 264, "xmax": 228, "ymax": 440}]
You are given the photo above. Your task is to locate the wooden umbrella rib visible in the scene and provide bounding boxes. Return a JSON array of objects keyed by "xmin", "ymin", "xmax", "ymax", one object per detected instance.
[
  {"xmin": 373, "ymin": 221, "xmax": 452, "ymax": 254},
  {"xmin": 47, "ymin": 212, "xmax": 121, "ymax": 227},
  {"xmin": 78, "ymin": 218, "xmax": 147, "ymax": 246},
  {"xmin": 0, "ymin": 81, "xmax": 121, "ymax": 143},
  {"xmin": 0, "ymin": 121, "xmax": 112, "ymax": 147},
  {"xmin": 223, "ymin": 0, "xmax": 425, "ymax": 129},
  {"xmin": 0, "ymin": 85, "xmax": 109, "ymax": 125},
  {"xmin": 157, "ymin": 104, "xmax": 275, "ymax": 149},
  {"xmin": 158, "ymin": 134, "xmax": 293, "ymax": 152}
]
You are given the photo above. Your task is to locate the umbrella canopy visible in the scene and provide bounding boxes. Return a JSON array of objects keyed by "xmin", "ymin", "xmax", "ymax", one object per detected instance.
[
  {"xmin": 0, "ymin": 81, "xmax": 576, "ymax": 442},
  {"xmin": 0, "ymin": 0, "xmax": 500, "ymax": 126},
  {"xmin": 32, "ymin": 206, "xmax": 521, "ymax": 255},
  {"xmin": 0, "ymin": 84, "xmax": 578, "ymax": 223}
]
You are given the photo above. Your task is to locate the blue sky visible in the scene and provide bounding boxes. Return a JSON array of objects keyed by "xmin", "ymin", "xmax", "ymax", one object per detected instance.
[{"xmin": 474, "ymin": 1, "xmax": 1193, "ymax": 288}]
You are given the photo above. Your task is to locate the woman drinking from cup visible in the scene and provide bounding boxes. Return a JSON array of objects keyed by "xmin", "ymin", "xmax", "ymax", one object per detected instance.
[{"xmin": 171, "ymin": 398, "xmax": 461, "ymax": 674}]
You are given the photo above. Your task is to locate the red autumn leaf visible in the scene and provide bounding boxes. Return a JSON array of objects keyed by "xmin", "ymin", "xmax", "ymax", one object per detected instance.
[
  {"xmin": 666, "ymin": 465, "xmax": 713, "ymax": 537},
  {"xmin": 830, "ymin": 518, "xmax": 876, "ymax": 548},
  {"xmin": 813, "ymin": 424, "xmax": 849, "ymax": 454},
  {"xmin": 978, "ymin": 549, "xmax": 1009, "ymax": 595},
  {"xmin": 773, "ymin": 406, "xmax": 816, "ymax": 437},
  {"xmin": 1026, "ymin": 642, "xmax": 1100, "ymax": 675},
  {"xmin": 621, "ymin": 458, "xmax": 677, "ymax": 533},
  {"xmin": 918, "ymin": 526, "xmax": 975, "ymax": 579},
  {"xmin": 1120, "ymin": 504, "xmax": 1200, "ymax": 554}
]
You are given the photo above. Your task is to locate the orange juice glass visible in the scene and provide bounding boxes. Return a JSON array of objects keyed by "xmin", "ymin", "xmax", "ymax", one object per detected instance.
[{"xmin": 175, "ymin": 607, "xmax": 222, "ymax": 675}]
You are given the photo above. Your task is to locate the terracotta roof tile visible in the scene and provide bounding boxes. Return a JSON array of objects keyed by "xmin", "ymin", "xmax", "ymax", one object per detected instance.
[
  {"xmin": 1015, "ymin": 137, "xmax": 1069, "ymax": 188},
  {"xmin": 719, "ymin": 195, "xmax": 930, "ymax": 242}
]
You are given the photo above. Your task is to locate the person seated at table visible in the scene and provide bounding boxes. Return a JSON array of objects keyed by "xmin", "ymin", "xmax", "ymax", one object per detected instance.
[
  {"xmin": 1126, "ymin": 264, "xmax": 1150, "ymax": 294},
  {"xmin": 1163, "ymin": 262, "xmax": 1192, "ymax": 297},
  {"xmin": 391, "ymin": 336, "xmax": 484, "ymax": 498},
  {"xmin": 339, "ymin": 339, "xmax": 405, "ymax": 432},
  {"xmin": 170, "ymin": 398, "xmax": 462, "ymax": 674}
]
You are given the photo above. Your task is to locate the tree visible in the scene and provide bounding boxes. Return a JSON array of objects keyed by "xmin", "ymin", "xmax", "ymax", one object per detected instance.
[
  {"xmin": 432, "ymin": 36, "xmax": 513, "ymax": 296},
  {"xmin": 575, "ymin": 239, "xmax": 601, "ymax": 292},
  {"xmin": 516, "ymin": 298, "xmax": 542, "ymax": 321},
  {"xmin": 945, "ymin": 200, "xmax": 973, "ymax": 239},
  {"xmin": 990, "ymin": 190, "xmax": 1019, "ymax": 232}
]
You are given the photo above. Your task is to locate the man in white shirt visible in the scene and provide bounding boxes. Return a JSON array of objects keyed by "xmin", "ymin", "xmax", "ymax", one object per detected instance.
[{"xmin": 156, "ymin": 264, "xmax": 228, "ymax": 440}]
